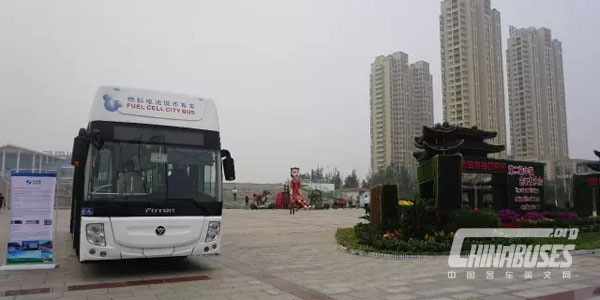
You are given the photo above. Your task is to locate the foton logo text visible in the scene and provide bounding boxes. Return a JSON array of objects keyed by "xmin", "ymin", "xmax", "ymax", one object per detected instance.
[{"xmin": 145, "ymin": 208, "xmax": 175, "ymax": 214}]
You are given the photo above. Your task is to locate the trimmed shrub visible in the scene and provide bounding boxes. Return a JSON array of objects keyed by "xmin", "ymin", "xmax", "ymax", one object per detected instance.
[
  {"xmin": 573, "ymin": 217, "xmax": 600, "ymax": 232},
  {"xmin": 267, "ymin": 203, "xmax": 276, "ymax": 209},
  {"xmin": 445, "ymin": 209, "xmax": 500, "ymax": 232},
  {"xmin": 323, "ymin": 203, "xmax": 330, "ymax": 209},
  {"xmin": 354, "ymin": 223, "xmax": 380, "ymax": 245},
  {"xmin": 573, "ymin": 217, "xmax": 600, "ymax": 226},
  {"xmin": 368, "ymin": 235, "xmax": 452, "ymax": 254},
  {"xmin": 250, "ymin": 203, "xmax": 258, "ymax": 210},
  {"xmin": 381, "ymin": 185, "xmax": 398, "ymax": 224},
  {"xmin": 370, "ymin": 186, "xmax": 382, "ymax": 227},
  {"xmin": 359, "ymin": 214, "xmax": 371, "ymax": 222},
  {"xmin": 400, "ymin": 199, "xmax": 437, "ymax": 239}
]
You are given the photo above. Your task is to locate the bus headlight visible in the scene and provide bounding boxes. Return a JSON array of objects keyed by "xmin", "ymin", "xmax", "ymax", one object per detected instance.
[
  {"xmin": 205, "ymin": 221, "xmax": 220, "ymax": 243},
  {"xmin": 86, "ymin": 223, "xmax": 106, "ymax": 247}
]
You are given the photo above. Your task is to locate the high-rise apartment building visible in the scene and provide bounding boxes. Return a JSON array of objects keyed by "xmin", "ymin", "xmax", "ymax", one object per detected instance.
[
  {"xmin": 370, "ymin": 52, "xmax": 433, "ymax": 175},
  {"xmin": 410, "ymin": 61, "xmax": 435, "ymax": 138},
  {"xmin": 440, "ymin": 0, "xmax": 506, "ymax": 154},
  {"xmin": 507, "ymin": 26, "xmax": 568, "ymax": 159}
]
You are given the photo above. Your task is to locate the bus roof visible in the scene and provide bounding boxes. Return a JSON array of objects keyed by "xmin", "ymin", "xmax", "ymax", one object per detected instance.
[{"xmin": 90, "ymin": 86, "xmax": 219, "ymax": 131}]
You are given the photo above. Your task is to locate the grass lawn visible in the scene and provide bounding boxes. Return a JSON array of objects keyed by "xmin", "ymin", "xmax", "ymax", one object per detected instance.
[
  {"xmin": 540, "ymin": 231, "xmax": 600, "ymax": 250},
  {"xmin": 336, "ymin": 228, "xmax": 600, "ymax": 255}
]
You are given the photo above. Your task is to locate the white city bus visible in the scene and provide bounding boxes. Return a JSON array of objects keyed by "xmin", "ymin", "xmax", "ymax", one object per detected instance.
[{"xmin": 69, "ymin": 86, "xmax": 235, "ymax": 262}]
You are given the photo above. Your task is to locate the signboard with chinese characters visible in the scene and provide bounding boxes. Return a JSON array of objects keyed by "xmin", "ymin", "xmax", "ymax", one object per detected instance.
[
  {"xmin": 119, "ymin": 95, "xmax": 201, "ymax": 120},
  {"xmin": 506, "ymin": 161, "xmax": 545, "ymax": 212},
  {"xmin": 461, "ymin": 158, "xmax": 545, "ymax": 212},
  {"xmin": 90, "ymin": 87, "xmax": 218, "ymax": 132},
  {"xmin": 103, "ymin": 93, "xmax": 203, "ymax": 121},
  {"xmin": 461, "ymin": 158, "xmax": 508, "ymax": 173},
  {"xmin": 1, "ymin": 173, "xmax": 57, "ymax": 270},
  {"xmin": 587, "ymin": 177, "xmax": 600, "ymax": 187}
]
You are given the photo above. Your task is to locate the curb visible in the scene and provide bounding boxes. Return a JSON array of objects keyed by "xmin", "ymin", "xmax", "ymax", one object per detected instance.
[
  {"xmin": 337, "ymin": 244, "xmax": 600, "ymax": 260},
  {"xmin": 336, "ymin": 244, "xmax": 447, "ymax": 260},
  {"xmin": 571, "ymin": 249, "xmax": 600, "ymax": 255}
]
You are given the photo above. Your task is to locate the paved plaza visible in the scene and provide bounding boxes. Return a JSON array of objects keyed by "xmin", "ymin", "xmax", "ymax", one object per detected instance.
[{"xmin": 0, "ymin": 208, "xmax": 599, "ymax": 300}]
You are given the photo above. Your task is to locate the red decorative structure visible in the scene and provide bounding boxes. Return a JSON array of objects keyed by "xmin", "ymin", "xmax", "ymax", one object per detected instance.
[
  {"xmin": 275, "ymin": 191, "xmax": 290, "ymax": 209},
  {"xmin": 276, "ymin": 192, "xmax": 283, "ymax": 209}
]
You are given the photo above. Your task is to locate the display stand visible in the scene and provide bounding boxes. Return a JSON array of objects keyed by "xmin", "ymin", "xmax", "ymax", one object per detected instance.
[{"xmin": 0, "ymin": 172, "xmax": 58, "ymax": 271}]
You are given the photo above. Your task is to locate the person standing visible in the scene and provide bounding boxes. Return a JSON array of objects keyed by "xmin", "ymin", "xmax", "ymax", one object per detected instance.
[
  {"xmin": 232, "ymin": 187, "xmax": 238, "ymax": 201},
  {"xmin": 245, "ymin": 195, "xmax": 249, "ymax": 210},
  {"xmin": 0, "ymin": 193, "xmax": 4, "ymax": 210}
]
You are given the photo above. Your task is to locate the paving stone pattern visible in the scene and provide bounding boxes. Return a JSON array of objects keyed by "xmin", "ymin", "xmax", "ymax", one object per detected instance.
[{"xmin": 0, "ymin": 209, "xmax": 598, "ymax": 299}]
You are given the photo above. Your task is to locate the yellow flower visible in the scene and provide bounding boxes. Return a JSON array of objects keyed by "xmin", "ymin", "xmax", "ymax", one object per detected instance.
[{"xmin": 398, "ymin": 200, "xmax": 414, "ymax": 207}]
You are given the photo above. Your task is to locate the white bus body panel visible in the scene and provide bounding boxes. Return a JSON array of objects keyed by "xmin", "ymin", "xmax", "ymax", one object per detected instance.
[
  {"xmin": 79, "ymin": 216, "xmax": 221, "ymax": 262},
  {"xmin": 90, "ymin": 86, "xmax": 220, "ymax": 131}
]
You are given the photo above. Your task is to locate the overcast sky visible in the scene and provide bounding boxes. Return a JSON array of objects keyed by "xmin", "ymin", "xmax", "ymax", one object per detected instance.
[{"xmin": 0, "ymin": 0, "xmax": 598, "ymax": 183}]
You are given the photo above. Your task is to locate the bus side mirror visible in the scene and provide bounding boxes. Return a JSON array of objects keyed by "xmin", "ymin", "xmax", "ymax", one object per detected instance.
[
  {"xmin": 71, "ymin": 129, "xmax": 90, "ymax": 168},
  {"xmin": 221, "ymin": 149, "xmax": 235, "ymax": 181}
]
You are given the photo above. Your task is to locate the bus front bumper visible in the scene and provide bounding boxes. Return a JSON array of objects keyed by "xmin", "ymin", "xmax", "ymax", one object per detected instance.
[{"xmin": 79, "ymin": 216, "xmax": 221, "ymax": 262}]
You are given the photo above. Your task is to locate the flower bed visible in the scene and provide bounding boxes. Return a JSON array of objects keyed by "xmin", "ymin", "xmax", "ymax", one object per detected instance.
[
  {"xmin": 341, "ymin": 202, "xmax": 600, "ymax": 255},
  {"xmin": 336, "ymin": 227, "xmax": 600, "ymax": 258},
  {"xmin": 498, "ymin": 209, "xmax": 600, "ymax": 232},
  {"xmin": 337, "ymin": 226, "xmax": 600, "ymax": 256}
]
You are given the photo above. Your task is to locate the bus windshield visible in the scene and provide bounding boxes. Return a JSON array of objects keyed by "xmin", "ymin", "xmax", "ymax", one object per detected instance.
[{"xmin": 87, "ymin": 142, "xmax": 220, "ymax": 202}]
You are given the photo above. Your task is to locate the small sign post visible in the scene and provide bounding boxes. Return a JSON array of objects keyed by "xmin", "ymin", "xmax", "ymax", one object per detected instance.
[{"xmin": 1, "ymin": 172, "xmax": 57, "ymax": 270}]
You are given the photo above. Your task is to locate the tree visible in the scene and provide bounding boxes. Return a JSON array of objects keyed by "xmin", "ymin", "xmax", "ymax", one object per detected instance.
[
  {"xmin": 363, "ymin": 164, "xmax": 415, "ymax": 198},
  {"xmin": 298, "ymin": 166, "xmax": 343, "ymax": 189},
  {"xmin": 310, "ymin": 166, "xmax": 325, "ymax": 183},
  {"xmin": 299, "ymin": 166, "xmax": 324, "ymax": 182},
  {"xmin": 328, "ymin": 168, "xmax": 343, "ymax": 189},
  {"xmin": 343, "ymin": 170, "xmax": 360, "ymax": 188}
]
